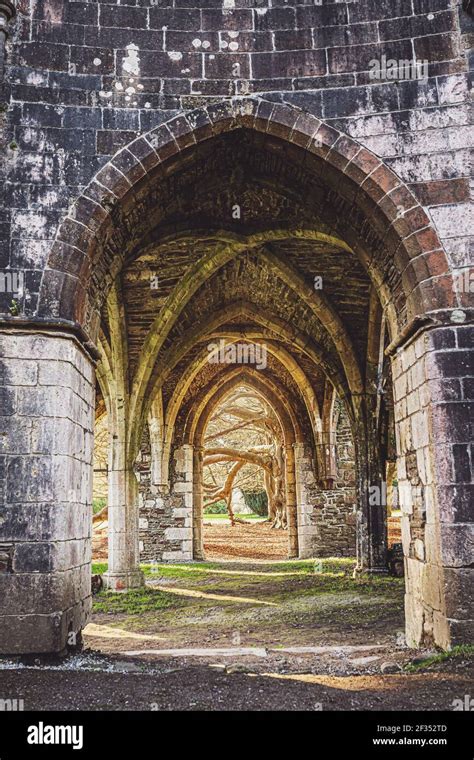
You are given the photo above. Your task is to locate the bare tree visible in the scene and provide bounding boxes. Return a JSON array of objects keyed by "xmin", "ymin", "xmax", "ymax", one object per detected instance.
[{"xmin": 203, "ymin": 387, "xmax": 287, "ymax": 528}]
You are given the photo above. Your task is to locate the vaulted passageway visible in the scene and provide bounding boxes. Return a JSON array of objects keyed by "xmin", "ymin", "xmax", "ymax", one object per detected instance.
[
  {"xmin": 91, "ymin": 114, "xmax": 385, "ymax": 586},
  {"xmin": 1, "ymin": 100, "xmax": 471, "ymax": 654}
]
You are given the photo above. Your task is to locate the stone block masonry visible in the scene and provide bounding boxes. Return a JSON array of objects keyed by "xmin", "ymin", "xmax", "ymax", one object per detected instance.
[
  {"xmin": 0, "ymin": 0, "xmax": 471, "ymax": 656},
  {"xmin": 0, "ymin": 332, "xmax": 95, "ymax": 653},
  {"xmin": 0, "ymin": 0, "xmax": 471, "ymax": 318},
  {"xmin": 137, "ymin": 434, "xmax": 193, "ymax": 562},
  {"xmin": 296, "ymin": 403, "xmax": 357, "ymax": 559},
  {"xmin": 392, "ymin": 323, "xmax": 473, "ymax": 648}
]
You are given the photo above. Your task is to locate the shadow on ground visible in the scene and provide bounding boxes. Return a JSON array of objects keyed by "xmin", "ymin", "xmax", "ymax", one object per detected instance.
[{"xmin": 1, "ymin": 559, "xmax": 472, "ymax": 711}]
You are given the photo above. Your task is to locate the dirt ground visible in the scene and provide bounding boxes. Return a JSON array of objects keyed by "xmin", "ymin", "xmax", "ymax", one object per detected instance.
[
  {"xmin": 93, "ymin": 517, "xmax": 289, "ymax": 562},
  {"xmin": 1, "ymin": 659, "xmax": 472, "ymax": 711},
  {"xmin": 94, "ymin": 519, "xmax": 403, "ymax": 563},
  {"xmin": 203, "ymin": 519, "xmax": 288, "ymax": 560},
  {"xmin": 2, "ymin": 556, "xmax": 472, "ymax": 711}
]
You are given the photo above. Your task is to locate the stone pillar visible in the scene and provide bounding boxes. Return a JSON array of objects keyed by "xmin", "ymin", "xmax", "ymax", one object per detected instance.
[
  {"xmin": 192, "ymin": 446, "xmax": 204, "ymax": 560},
  {"xmin": 294, "ymin": 442, "xmax": 318, "ymax": 558},
  {"xmin": 392, "ymin": 324, "xmax": 473, "ymax": 648},
  {"xmin": 165, "ymin": 444, "xmax": 193, "ymax": 560},
  {"xmin": 105, "ymin": 460, "xmax": 143, "ymax": 590},
  {"xmin": 285, "ymin": 444, "xmax": 298, "ymax": 558},
  {"xmin": 137, "ymin": 434, "xmax": 193, "ymax": 562},
  {"xmin": 0, "ymin": 331, "xmax": 94, "ymax": 654},
  {"xmin": 353, "ymin": 396, "xmax": 388, "ymax": 575},
  {"xmin": 160, "ymin": 438, "xmax": 172, "ymax": 486}
]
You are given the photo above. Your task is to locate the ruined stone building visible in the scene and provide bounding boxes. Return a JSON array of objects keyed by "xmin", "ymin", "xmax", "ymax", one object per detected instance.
[{"xmin": 0, "ymin": 0, "xmax": 472, "ymax": 655}]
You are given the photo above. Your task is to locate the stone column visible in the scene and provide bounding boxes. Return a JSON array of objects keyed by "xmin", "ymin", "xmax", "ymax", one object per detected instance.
[
  {"xmin": 138, "ymin": 431, "xmax": 193, "ymax": 562},
  {"xmin": 192, "ymin": 445, "xmax": 205, "ymax": 560},
  {"xmin": 0, "ymin": 331, "xmax": 94, "ymax": 654},
  {"xmin": 285, "ymin": 444, "xmax": 298, "ymax": 558},
  {"xmin": 353, "ymin": 396, "xmax": 388, "ymax": 575},
  {"xmin": 165, "ymin": 443, "xmax": 193, "ymax": 560},
  {"xmin": 294, "ymin": 442, "xmax": 318, "ymax": 558},
  {"xmin": 391, "ymin": 323, "xmax": 473, "ymax": 648},
  {"xmin": 105, "ymin": 458, "xmax": 143, "ymax": 590}
]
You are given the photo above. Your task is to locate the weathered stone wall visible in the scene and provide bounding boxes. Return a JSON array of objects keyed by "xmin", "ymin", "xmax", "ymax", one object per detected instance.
[
  {"xmin": 392, "ymin": 323, "xmax": 473, "ymax": 647},
  {"xmin": 138, "ymin": 436, "xmax": 193, "ymax": 561},
  {"xmin": 297, "ymin": 401, "xmax": 357, "ymax": 558},
  {"xmin": 0, "ymin": 332, "xmax": 94, "ymax": 653},
  {"xmin": 0, "ymin": 0, "xmax": 471, "ymax": 653},
  {"xmin": 0, "ymin": 0, "xmax": 471, "ymax": 320}
]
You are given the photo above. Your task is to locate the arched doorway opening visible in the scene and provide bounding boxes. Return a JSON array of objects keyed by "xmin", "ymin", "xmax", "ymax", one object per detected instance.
[
  {"xmin": 4, "ymin": 99, "xmax": 468, "ymax": 654},
  {"xmin": 199, "ymin": 383, "xmax": 290, "ymax": 562}
]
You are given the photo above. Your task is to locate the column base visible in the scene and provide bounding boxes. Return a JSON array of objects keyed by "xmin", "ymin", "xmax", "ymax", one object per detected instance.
[
  {"xmin": 104, "ymin": 569, "xmax": 144, "ymax": 591},
  {"xmin": 297, "ymin": 549, "xmax": 313, "ymax": 559},
  {"xmin": 0, "ymin": 599, "xmax": 90, "ymax": 655}
]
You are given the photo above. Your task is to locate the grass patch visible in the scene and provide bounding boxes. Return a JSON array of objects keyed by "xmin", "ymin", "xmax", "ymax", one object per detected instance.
[
  {"xmin": 93, "ymin": 498, "xmax": 106, "ymax": 515},
  {"xmin": 141, "ymin": 558, "xmax": 359, "ymax": 582},
  {"xmin": 270, "ymin": 573, "xmax": 404, "ymax": 604},
  {"xmin": 143, "ymin": 562, "xmax": 226, "ymax": 580},
  {"xmin": 91, "ymin": 559, "xmax": 404, "ymax": 609},
  {"xmin": 89, "ymin": 556, "xmax": 405, "ymax": 641},
  {"xmin": 92, "ymin": 587, "xmax": 186, "ymax": 615},
  {"xmin": 267, "ymin": 558, "xmax": 355, "ymax": 575},
  {"xmin": 92, "ymin": 558, "xmax": 359, "ymax": 581},
  {"xmin": 404, "ymin": 645, "xmax": 474, "ymax": 672},
  {"xmin": 92, "ymin": 562, "xmax": 108, "ymax": 575}
]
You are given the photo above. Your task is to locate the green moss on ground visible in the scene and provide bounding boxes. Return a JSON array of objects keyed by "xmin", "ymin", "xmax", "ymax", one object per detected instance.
[
  {"xmin": 93, "ymin": 587, "xmax": 187, "ymax": 615},
  {"xmin": 404, "ymin": 645, "xmax": 474, "ymax": 672},
  {"xmin": 90, "ymin": 558, "xmax": 405, "ymax": 646}
]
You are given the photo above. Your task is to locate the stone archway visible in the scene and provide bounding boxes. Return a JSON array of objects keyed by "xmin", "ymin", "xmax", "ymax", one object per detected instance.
[
  {"xmin": 1, "ymin": 98, "xmax": 471, "ymax": 654},
  {"xmin": 38, "ymin": 97, "xmax": 457, "ymax": 340},
  {"xmin": 186, "ymin": 368, "xmax": 302, "ymax": 561}
]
